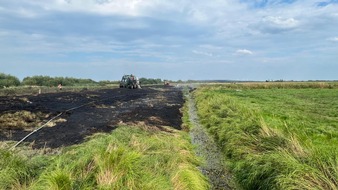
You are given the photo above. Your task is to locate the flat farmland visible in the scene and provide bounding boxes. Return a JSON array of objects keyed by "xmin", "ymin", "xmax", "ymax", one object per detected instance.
[{"xmin": 194, "ymin": 83, "xmax": 338, "ymax": 189}]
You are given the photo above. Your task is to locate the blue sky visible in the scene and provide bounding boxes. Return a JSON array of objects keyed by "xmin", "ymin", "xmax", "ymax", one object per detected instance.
[{"xmin": 0, "ymin": 0, "xmax": 337, "ymax": 81}]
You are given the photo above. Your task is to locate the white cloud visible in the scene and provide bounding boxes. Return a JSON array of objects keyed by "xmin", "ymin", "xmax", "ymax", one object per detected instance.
[
  {"xmin": 21, "ymin": 0, "xmax": 159, "ymax": 16},
  {"xmin": 192, "ymin": 50, "xmax": 213, "ymax": 57},
  {"xmin": 266, "ymin": 16, "xmax": 298, "ymax": 28},
  {"xmin": 328, "ymin": 37, "xmax": 338, "ymax": 42},
  {"xmin": 254, "ymin": 16, "xmax": 300, "ymax": 33},
  {"xmin": 236, "ymin": 49, "xmax": 253, "ymax": 55},
  {"xmin": 198, "ymin": 44, "xmax": 223, "ymax": 50}
]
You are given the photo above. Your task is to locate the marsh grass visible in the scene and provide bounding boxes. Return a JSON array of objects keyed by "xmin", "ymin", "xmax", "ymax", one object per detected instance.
[
  {"xmin": 0, "ymin": 149, "xmax": 48, "ymax": 190},
  {"xmin": 0, "ymin": 126, "xmax": 208, "ymax": 190},
  {"xmin": 206, "ymin": 81, "xmax": 338, "ymax": 90},
  {"xmin": 180, "ymin": 87, "xmax": 194, "ymax": 131},
  {"xmin": 194, "ymin": 84, "xmax": 338, "ymax": 189}
]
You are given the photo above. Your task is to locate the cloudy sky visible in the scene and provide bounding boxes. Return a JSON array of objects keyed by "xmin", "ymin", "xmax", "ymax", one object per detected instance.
[{"xmin": 0, "ymin": 0, "xmax": 337, "ymax": 81}]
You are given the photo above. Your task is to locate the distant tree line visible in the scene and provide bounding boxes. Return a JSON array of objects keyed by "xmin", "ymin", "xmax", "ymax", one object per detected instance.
[
  {"xmin": 22, "ymin": 76, "xmax": 98, "ymax": 87},
  {"xmin": 0, "ymin": 73, "xmax": 173, "ymax": 89},
  {"xmin": 139, "ymin": 78, "xmax": 163, "ymax": 85}
]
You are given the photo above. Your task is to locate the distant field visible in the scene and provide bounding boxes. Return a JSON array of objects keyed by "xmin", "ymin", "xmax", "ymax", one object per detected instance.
[
  {"xmin": 194, "ymin": 82, "xmax": 338, "ymax": 189},
  {"xmin": 218, "ymin": 88, "xmax": 338, "ymax": 147}
]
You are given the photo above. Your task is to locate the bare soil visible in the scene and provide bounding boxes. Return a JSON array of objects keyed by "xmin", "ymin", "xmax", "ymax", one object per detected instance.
[{"xmin": 0, "ymin": 86, "xmax": 183, "ymax": 149}]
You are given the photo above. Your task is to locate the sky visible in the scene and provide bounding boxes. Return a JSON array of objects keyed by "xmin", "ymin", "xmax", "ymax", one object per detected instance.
[{"xmin": 0, "ymin": 0, "xmax": 337, "ymax": 81}]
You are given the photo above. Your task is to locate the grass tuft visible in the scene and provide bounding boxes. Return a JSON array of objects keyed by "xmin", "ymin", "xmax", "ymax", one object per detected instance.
[
  {"xmin": 0, "ymin": 149, "xmax": 48, "ymax": 190},
  {"xmin": 172, "ymin": 164, "xmax": 210, "ymax": 190},
  {"xmin": 43, "ymin": 168, "xmax": 72, "ymax": 190}
]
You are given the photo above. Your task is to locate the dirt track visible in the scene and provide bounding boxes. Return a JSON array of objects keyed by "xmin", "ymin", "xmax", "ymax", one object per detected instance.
[{"xmin": 0, "ymin": 86, "xmax": 183, "ymax": 149}]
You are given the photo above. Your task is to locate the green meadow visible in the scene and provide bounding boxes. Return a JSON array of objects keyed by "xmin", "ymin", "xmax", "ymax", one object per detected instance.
[{"xmin": 194, "ymin": 83, "xmax": 338, "ymax": 189}]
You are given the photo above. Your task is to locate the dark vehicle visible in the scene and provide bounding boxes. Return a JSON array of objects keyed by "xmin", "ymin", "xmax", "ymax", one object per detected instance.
[{"xmin": 119, "ymin": 75, "xmax": 141, "ymax": 89}]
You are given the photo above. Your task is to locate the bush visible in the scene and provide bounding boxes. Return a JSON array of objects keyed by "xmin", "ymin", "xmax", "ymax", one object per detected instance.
[
  {"xmin": 0, "ymin": 73, "xmax": 20, "ymax": 88},
  {"xmin": 139, "ymin": 78, "xmax": 163, "ymax": 85}
]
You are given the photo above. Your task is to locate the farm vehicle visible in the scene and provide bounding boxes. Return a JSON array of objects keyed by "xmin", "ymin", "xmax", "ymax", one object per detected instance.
[{"xmin": 119, "ymin": 75, "xmax": 141, "ymax": 89}]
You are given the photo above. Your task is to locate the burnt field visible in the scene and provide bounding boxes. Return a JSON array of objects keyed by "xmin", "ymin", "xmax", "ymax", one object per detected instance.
[{"xmin": 0, "ymin": 86, "xmax": 184, "ymax": 149}]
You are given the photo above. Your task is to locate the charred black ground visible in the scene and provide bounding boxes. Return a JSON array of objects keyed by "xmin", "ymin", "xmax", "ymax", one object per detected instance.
[{"xmin": 0, "ymin": 86, "xmax": 184, "ymax": 149}]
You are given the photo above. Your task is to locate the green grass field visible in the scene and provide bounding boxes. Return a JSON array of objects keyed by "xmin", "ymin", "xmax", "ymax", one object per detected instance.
[
  {"xmin": 194, "ymin": 83, "xmax": 338, "ymax": 189},
  {"xmin": 0, "ymin": 125, "xmax": 209, "ymax": 190}
]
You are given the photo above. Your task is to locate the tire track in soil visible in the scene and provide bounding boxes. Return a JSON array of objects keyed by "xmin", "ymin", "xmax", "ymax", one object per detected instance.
[{"xmin": 187, "ymin": 94, "xmax": 235, "ymax": 190}]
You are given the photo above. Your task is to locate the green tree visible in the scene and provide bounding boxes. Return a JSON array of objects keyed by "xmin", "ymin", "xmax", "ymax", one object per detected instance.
[{"xmin": 0, "ymin": 73, "xmax": 20, "ymax": 88}]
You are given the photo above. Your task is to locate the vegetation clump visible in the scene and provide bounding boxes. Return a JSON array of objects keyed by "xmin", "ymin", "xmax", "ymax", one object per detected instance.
[
  {"xmin": 0, "ymin": 111, "xmax": 46, "ymax": 130},
  {"xmin": 0, "ymin": 73, "xmax": 20, "ymax": 89}
]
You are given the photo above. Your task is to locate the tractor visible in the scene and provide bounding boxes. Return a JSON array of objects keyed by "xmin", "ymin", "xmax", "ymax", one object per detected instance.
[{"xmin": 119, "ymin": 74, "xmax": 141, "ymax": 89}]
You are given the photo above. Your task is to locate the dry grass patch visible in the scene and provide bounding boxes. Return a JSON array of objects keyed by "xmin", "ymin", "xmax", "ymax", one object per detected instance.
[
  {"xmin": 0, "ymin": 111, "xmax": 47, "ymax": 130},
  {"xmin": 45, "ymin": 118, "xmax": 67, "ymax": 127}
]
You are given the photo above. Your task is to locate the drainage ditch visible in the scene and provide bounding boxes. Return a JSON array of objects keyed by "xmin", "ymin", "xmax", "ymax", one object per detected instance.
[{"xmin": 187, "ymin": 93, "xmax": 235, "ymax": 190}]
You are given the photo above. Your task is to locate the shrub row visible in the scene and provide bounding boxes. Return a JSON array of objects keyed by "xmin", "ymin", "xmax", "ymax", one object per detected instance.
[{"xmin": 1, "ymin": 73, "xmax": 173, "ymax": 88}]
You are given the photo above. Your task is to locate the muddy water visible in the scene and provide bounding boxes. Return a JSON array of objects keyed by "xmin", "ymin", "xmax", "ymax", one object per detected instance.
[{"xmin": 187, "ymin": 94, "xmax": 235, "ymax": 190}]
